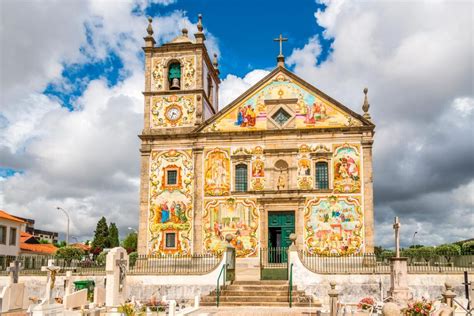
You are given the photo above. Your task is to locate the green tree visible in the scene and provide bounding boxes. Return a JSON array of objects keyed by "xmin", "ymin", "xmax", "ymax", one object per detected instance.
[
  {"xmin": 108, "ymin": 223, "xmax": 120, "ymax": 248},
  {"xmin": 39, "ymin": 239, "xmax": 50, "ymax": 244},
  {"xmin": 417, "ymin": 246, "xmax": 435, "ymax": 262},
  {"xmin": 121, "ymin": 232, "xmax": 137, "ymax": 253},
  {"xmin": 462, "ymin": 241, "xmax": 474, "ymax": 255},
  {"xmin": 91, "ymin": 216, "xmax": 109, "ymax": 254},
  {"xmin": 54, "ymin": 240, "xmax": 67, "ymax": 248},
  {"xmin": 435, "ymin": 244, "xmax": 461, "ymax": 263},
  {"xmin": 55, "ymin": 246, "xmax": 85, "ymax": 266}
]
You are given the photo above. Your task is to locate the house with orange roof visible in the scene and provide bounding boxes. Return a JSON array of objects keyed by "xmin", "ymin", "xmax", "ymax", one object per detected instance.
[
  {"xmin": 0, "ymin": 210, "xmax": 26, "ymax": 256},
  {"xmin": 19, "ymin": 231, "xmax": 58, "ymax": 255}
]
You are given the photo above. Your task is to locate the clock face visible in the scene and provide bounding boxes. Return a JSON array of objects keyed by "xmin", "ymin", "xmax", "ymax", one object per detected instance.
[{"xmin": 165, "ymin": 105, "xmax": 182, "ymax": 122}]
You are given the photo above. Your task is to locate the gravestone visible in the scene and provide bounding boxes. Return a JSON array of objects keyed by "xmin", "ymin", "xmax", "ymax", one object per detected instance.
[
  {"xmin": 30, "ymin": 259, "xmax": 64, "ymax": 316},
  {"xmin": 388, "ymin": 217, "xmax": 410, "ymax": 305},
  {"xmin": 0, "ymin": 261, "xmax": 29, "ymax": 312},
  {"xmin": 105, "ymin": 247, "xmax": 129, "ymax": 307}
]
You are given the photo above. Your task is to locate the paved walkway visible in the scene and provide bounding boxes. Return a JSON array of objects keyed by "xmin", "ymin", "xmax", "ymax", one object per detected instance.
[{"xmin": 188, "ymin": 306, "xmax": 321, "ymax": 316}]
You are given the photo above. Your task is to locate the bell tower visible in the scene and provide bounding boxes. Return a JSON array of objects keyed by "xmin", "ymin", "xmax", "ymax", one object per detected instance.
[{"xmin": 142, "ymin": 15, "xmax": 220, "ymax": 134}]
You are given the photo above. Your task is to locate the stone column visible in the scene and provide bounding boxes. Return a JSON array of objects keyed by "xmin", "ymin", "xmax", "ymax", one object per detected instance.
[
  {"xmin": 105, "ymin": 247, "xmax": 129, "ymax": 307},
  {"xmin": 362, "ymin": 138, "xmax": 374, "ymax": 253},
  {"xmin": 388, "ymin": 257, "xmax": 410, "ymax": 304},
  {"xmin": 193, "ymin": 147, "xmax": 204, "ymax": 254},
  {"xmin": 328, "ymin": 282, "xmax": 339, "ymax": 316},
  {"xmin": 442, "ymin": 283, "xmax": 456, "ymax": 309},
  {"xmin": 64, "ymin": 271, "xmax": 73, "ymax": 296},
  {"xmin": 137, "ymin": 147, "xmax": 151, "ymax": 255}
]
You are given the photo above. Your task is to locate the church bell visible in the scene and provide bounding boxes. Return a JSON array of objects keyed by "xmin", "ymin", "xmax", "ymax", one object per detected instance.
[{"xmin": 170, "ymin": 77, "xmax": 181, "ymax": 90}]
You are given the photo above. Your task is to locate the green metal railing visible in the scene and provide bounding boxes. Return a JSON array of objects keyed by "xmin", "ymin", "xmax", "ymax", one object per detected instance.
[
  {"xmin": 216, "ymin": 263, "xmax": 228, "ymax": 307},
  {"xmin": 288, "ymin": 263, "xmax": 294, "ymax": 308}
]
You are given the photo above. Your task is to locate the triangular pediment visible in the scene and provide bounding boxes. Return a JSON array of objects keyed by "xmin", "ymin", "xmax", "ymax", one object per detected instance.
[{"xmin": 198, "ymin": 67, "xmax": 372, "ymax": 133}]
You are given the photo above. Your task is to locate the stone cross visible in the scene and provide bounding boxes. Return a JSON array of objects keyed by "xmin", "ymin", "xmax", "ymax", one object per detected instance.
[
  {"xmin": 6, "ymin": 260, "xmax": 21, "ymax": 284},
  {"xmin": 273, "ymin": 34, "xmax": 288, "ymax": 56},
  {"xmin": 64, "ymin": 271, "xmax": 73, "ymax": 296},
  {"xmin": 393, "ymin": 216, "xmax": 400, "ymax": 258},
  {"xmin": 41, "ymin": 259, "xmax": 61, "ymax": 304}
]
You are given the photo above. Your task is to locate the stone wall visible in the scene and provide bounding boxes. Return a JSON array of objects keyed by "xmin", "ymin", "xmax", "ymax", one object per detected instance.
[{"xmin": 288, "ymin": 251, "xmax": 471, "ymax": 307}]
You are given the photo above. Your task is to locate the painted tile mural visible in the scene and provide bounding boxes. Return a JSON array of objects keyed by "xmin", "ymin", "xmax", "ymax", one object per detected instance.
[
  {"xmin": 203, "ymin": 198, "xmax": 259, "ymax": 257},
  {"xmin": 297, "ymin": 144, "xmax": 313, "ymax": 189},
  {"xmin": 205, "ymin": 72, "xmax": 362, "ymax": 132},
  {"xmin": 304, "ymin": 196, "xmax": 363, "ymax": 255},
  {"xmin": 204, "ymin": 148, "xmax": 231, "ymax": 196},
  {"xmin": 148, "ymin": 150, "xmax": 193, "ymax": 255},
  {"xmin": 333, "ymin": 144, "xmax": 361, "ymax": 193},
  {"xmin": 151, "ymin": 94, "xmax": 195, "ymax": 128}
]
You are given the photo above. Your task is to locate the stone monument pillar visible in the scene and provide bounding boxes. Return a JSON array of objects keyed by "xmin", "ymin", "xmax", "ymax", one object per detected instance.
[
  {"xmin": 105, "ymin": 247, "xmax": 129, "ymax": 307},
  {"xmin": 328, "ymin": 282, "xmax": 339, "ymax": 316},
  {"xmin": 388, "ymin": 217, "xmax": 410, "ymax": 304}
]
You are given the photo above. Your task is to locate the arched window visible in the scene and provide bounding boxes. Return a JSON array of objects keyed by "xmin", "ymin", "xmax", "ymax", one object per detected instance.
[
  {"xmin": 235, "ymin": 164, "xmax": 248, "ymax": 192},
  {"xmin": 315, "ymin": 161, "xmax": 329, "ymax": 189},
  {"xmin": 168, "ymin": 62, "xmax": 181, "ymax": 90}
]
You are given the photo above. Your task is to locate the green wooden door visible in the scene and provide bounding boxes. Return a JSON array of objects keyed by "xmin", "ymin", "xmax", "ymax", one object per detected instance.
[{"xmin": 267, "ymin": 212, "xmax": 295, "ymax": 262}]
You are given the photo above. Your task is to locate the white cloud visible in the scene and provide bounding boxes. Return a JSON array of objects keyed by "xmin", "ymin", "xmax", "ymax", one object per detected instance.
[
  {"xmin": 219, "ymin": 69, "xmax": 270, "ymax": 108},
  {"xmin": 0, "ymin": 0, "xmax": 220, "ymax": 240},
  {"xmin": 286, "ymin": 0, "xmax": 474, "ymax": 247}
]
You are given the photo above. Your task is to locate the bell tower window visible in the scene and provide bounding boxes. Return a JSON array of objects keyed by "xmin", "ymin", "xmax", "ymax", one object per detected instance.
[{"xmin": 168, "ymin": 62, "xmax": 181, "ymax": 90}]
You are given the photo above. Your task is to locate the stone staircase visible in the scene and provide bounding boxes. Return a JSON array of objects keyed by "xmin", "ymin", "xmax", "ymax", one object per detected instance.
[{"xmin": 201, "ymin": 280, "xmax": 320, "ymax": 307}]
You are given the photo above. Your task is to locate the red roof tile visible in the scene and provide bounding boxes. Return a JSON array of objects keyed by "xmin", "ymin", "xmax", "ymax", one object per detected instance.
[
  {"xmin": 20, "ymin": 243, "xmax": 58, "ymax": 255},
  {"xmin": 0, "ymin": 210, "xmax": 26, "ymax": 224}
]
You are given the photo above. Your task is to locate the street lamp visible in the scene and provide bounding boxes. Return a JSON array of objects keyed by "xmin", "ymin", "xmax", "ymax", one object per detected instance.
[
  {"xmin": 56, "ymin": 207, "xmax": 70, "ymax": 245},
  {"xmin": 411, "ymin": 231, "xmax": 418, "ymax": 247}
]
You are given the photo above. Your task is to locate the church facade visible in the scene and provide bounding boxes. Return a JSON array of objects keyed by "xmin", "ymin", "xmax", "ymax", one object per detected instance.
[{"xmin": 137, "ymin": 17, "xmax": 375, "ymax": 260}]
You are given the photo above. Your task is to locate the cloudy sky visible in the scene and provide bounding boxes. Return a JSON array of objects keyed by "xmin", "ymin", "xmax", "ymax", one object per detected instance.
[{"xmin": 0, "ymin": 0, "xmax": 472, "ymax": 248}]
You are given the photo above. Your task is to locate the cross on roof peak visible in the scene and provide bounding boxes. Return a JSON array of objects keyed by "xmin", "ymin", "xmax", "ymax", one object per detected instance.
[
  {"xmin": 273, "ymin": 34, "xmax": 288, "ymax": 57},
  {"xmin": 273, "ymin": 34, "xmax": 288, "ymax": 67}
]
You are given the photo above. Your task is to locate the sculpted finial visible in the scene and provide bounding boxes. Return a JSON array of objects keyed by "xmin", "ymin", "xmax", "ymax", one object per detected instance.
[
  {"xmin": 182, "ymin": 28, "xmax": 188, "ymax": 37},
  {"xmin": 146, "ymin": 17, "xmax": 153, "ymax": 36},
  {"xmin": 362, "ymin": 87, "xmax": 372, "ymax": 121},
  {"xmin": 197, "ymin": 14, "xmax": 203, "ymax": 33}
]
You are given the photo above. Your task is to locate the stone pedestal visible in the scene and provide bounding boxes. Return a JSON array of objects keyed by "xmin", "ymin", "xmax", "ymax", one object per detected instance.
[{"xmin": 388, "ymin": 257, "xmax": 410, "ymax": 304}]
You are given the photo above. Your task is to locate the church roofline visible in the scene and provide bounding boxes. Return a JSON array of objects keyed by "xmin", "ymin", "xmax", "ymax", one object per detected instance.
[{"xmin": 194, "ymin": 66, "xmax": 375, "ymax": 133}]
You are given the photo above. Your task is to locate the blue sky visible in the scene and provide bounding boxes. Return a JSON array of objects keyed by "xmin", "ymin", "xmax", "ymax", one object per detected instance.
[{"xmin": 1, "ymin": 0, "xmax": 472, "ymax": 247}]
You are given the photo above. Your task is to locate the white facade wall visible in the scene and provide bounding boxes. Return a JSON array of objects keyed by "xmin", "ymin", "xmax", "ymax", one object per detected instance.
[{"xmin": 0, "ymin": 219, "xmax": 23, "ymax": 256}]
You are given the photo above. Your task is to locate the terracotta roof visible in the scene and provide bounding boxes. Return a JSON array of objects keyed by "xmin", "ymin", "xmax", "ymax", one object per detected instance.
[
  {"xmin": 70, "ymin": 243, "xmax": 91, "ymax": 251},
  {"xmin": 20, "ymin": 243, "xmax": 57, "ymax": 255},
  {"xmin": 0, "ymin": 210, "xmax": 26, "ymax": 223},
  {"xmin": 20, "ymin": 231, "xmax": 36, "ymax": 243}
]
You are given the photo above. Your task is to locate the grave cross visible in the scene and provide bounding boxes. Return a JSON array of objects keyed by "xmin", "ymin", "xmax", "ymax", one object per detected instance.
[
  {"xmin": 41, "ymin": 259, "xmax": 61, "ymax": 304},
  {"xmin": 393, "ymin": 216, "xmax": 401, "ymax": 258},
  {"xmin": 273, "ymin": 34, "xmax": 288, "ymax": 57},
  {"xmin": 6, "ymin": 260, "xmax": 21, "ymax": 284}
]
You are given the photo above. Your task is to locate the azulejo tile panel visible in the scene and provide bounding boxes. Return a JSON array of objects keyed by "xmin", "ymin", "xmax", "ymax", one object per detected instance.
[
  {"xmin": 202, "ymin": 197, "xmax": 259, "ymax": 257},
  {"xmin": 304, "ymin": 195, "xmax": 364, "ymax": 255},
  {"xmin": 148, "ymin": 149, "xmax": 194, "ymax": 255}
]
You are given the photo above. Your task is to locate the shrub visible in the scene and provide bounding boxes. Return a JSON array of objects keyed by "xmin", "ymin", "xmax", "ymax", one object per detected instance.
[
  {"xmin": 435, "ymin": 244, "xmax": 461, "ymax": 262},
  {"xmin": 462, "ymin": 241, "xmax": 474, "ymax": 255},
  {"xmin": 96, "ymin": 251, "xmax": 108, "ymax": 266},
  {"xmin": 129, "ymin": 252, "xmax": 138, "ymax": 267},
  {"xmin": 417, "ymin": 246, "xmax": 435, "ymax": 262},
  {"xmin": 55, "ymin": 246, "xmax": 85, "ymax": 266}
]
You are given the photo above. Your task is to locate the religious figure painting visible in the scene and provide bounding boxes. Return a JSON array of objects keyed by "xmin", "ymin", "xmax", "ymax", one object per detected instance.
[
  {"xmin": 205, "ymin": 72, "xmax": 361, "ymax": 132},
  {"xmin": 235, "ymin": 104, "xmax": 257, "ymax": 127},
  {"xmin": 147, "ymin": 149, "xmax": 194, "ymax": 255},
  {"xmin": 252, "ymin": 159, "xmax": 265, "ymax": 177},
  {"xmin": 204, "ymin": 148, "xmax": 231, "ymax": 196},
  {"xmin": 304, "ymin": 196, "xmax": 363, "ymax": 255},
  {"xmin": 203, "ymin": 198, "xmax": 259, "ymax": 257},
  {"xmin": 333, "ymin": 144, "xmax": 361, "ymax": 193}
]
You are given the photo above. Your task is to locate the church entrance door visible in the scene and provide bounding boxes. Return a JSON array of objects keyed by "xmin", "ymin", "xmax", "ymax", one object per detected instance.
[{"xmin": 260, "ymin": 211, "xmax": 295, "ymax": 280}]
